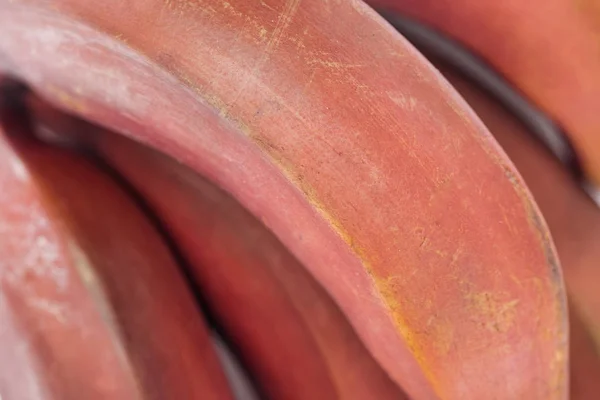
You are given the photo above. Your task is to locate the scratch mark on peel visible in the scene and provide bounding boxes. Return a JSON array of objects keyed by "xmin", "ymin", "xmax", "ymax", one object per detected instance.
[
  {"xmin": 259, "ymin": 0, "xmax": 277, "ymax": 12},
  {"xmin": 251, "ymin": 77, "xmax": 315, "ymax": 130},
  {"xmin": 387, "ymin": 91, "xmax": 417, "ymax": 111},
  {"xmin": 265, "ymin": 0, "xmax": 300, "ymax": 55},
  {"xmin": 226, "ymin": 0, "xmax": 300, "ymax": 110},
  {"xmin": 499, "ymin": 204, "xmax": 518, "ymax": 236},
  {"xmin": 221, "ymin": 2, "xmax": 243, "ymax": 17},
  {"xmin": 307, "ymin": 59, "xmax": 364, "ymax": 70},
  {"xmin": 449, "ymin": 245, "xmax": 463, "ymax": 269}
]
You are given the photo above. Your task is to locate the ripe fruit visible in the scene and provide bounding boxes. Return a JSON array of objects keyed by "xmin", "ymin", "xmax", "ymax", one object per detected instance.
[
  {"xmin": 0, "ymin": 1, "xmax": 570, "ymax": 398},
  {"xmin": 372, "ymin": 0, "xmax": 600, "ymax": 186},
  {"xmin": 0, "ymin": 111, "xmax": 234, "ymax": 400}
]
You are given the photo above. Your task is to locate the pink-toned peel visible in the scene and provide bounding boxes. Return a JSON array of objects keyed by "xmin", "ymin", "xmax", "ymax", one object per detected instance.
[
  {"xmin": 0, "ymin": 120, "xmax": 234, "ymax": 400},
  {"xmin": 0, "ymin": 1, "xmax": 568, "ymax": 398},
  {"xmin": 90, "ymin": 125, "xmax": 408, "ymax": 400},
  {"xmin": 431, "ymin": 60, "xmax": 600, "ymax": 400},
  {"xmin": 371, "ymin": 0, "xmax": 600, "ymax": 186},
  {"xmin": 23, "ymin": 94, "xmax": 410, "ymax": 399}
]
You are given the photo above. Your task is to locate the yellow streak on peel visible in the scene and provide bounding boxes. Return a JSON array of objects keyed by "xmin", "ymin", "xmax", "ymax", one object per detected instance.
[
  {"xmin": 164, "ymin": 46, "xmax": 444, "ymax": 390},
  {"xmin": 248, "ymin": 136, "xmax": 443, "ymax": 395}
]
